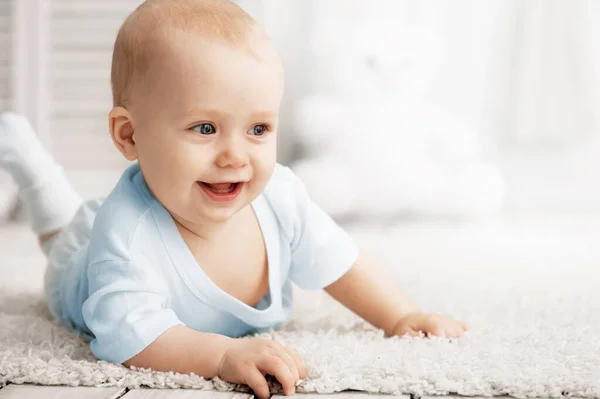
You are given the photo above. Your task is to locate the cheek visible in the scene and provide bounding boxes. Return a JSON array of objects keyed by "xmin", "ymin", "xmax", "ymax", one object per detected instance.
[
  {"xmin": 138, "ymin": 133, "xmax": 196, "ymax": 194},
  {"xmin": 139, "ymin": 138, "xmax": 176, "ymax": 175},
  {"xmin": 256, "ymin": 138, "xmax": 277, "ymax": 166},
  {"xmin": 140, "ymin": 131, "xmax": 195, "ymax": 171},
  {"xmin": 251, "ymin": 140, "xmax": 277, "ymax": 181}
]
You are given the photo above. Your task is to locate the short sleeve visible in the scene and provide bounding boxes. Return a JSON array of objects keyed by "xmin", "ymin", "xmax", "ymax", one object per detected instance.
[
  {"xmin": 82, "ymin": 258, "xmax": 183, "ymax": 364},
  {"xmin": 284, "ymin": 168, "xmax": 359, "ymax": 290}
]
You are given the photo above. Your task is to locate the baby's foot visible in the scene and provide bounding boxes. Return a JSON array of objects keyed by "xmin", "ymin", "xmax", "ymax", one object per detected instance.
[
  {"xmin": 0, "ymin": 112, "xmax": 82, "ymax": 234},
  {"xmin": 0, "ymin": 112, "xmax": 41, "ymax": 165},
  {"xmin": 0, "ymin": 112, "xmax": 57, "ymax": 188},
  {"xmin": 0, "ymin": 113, "xmax": 34, "ymax": 222}
]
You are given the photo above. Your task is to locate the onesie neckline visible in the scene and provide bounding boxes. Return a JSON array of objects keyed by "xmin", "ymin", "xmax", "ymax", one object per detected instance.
[{"xmin": 130, "ymin": 163, "xmax": 283, "ymax": 327}]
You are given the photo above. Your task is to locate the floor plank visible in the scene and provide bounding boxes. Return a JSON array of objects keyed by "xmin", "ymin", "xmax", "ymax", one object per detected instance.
[
  {"xmin": 0, "ymin": 385, "xmax": 126, "ymax": 399},
  {"xmin": 122, "ymin": 390, "xmax": 252, "ymax": 399},
  {"xmin": 422, "ymin": 397, "xmax": 585, "ymax": 399},
  {"xmin": 274, "ymin": 394, "xmax": 409, "ymax": 398}
]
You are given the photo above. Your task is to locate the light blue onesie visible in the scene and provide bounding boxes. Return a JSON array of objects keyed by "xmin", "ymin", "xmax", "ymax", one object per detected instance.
[{"xmin": 44, "ymin": 162, "xmax": 358, "ymax": 364}]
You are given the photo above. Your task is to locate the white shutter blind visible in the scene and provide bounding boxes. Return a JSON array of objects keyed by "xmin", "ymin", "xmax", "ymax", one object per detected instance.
[
  {"xmin": 0, "ymin": 0, "xmax": 12, "ymax": 111},
  {"xmin": 48, "ymin": 0, "xmax": 142, "ymax": 169}
]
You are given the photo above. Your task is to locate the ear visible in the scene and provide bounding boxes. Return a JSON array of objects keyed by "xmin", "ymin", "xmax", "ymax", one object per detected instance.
[{"xmin": 109, "ymin": 106, "xmax": 138, "ymax": 161}]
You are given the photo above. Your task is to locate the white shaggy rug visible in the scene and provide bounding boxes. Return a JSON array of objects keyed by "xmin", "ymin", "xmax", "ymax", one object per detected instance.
[{"xmin": 1, "ymin": 214, "xmax": 599, "ymax": 398}]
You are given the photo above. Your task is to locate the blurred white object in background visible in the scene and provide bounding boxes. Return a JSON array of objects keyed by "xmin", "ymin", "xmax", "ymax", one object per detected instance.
[
  {"xmin": 291, "ymin": 21, "xmax": 505, "ymax": 219},
  {"xmin": 0, "ymin": 171, "xmax": 17, "ymax": 222}
]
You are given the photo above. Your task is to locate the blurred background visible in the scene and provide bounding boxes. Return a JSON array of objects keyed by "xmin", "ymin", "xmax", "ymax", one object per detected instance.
[{"xmin": 0, "ymin": 0, "xmax": 599, "ymax": 231}]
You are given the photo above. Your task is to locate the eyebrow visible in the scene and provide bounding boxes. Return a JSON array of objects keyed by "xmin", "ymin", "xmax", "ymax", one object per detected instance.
[
  {"xmin": 181, "ymin": 108, "xmax": 278, "ymax": 120},
  {"xmin": 250, "ymin": 111, "xmax": 278, "ymax": 119},
  {"xmin": 181, "ymin": 108, "xmax": 227, "ymax": 119}
]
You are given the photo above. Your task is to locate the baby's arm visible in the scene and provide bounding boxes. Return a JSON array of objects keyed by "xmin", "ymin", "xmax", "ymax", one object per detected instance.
[
  {"xmin": 123, "ymin": 325, "xmax": 228, "ymax": 376},
  {"xmin": 324, "ymin": 250, "xmax": 419, "ymax": 336},
  {"xmin": 83, "ymin": 259, "xmax": 304, "ymax": 399},
  {"xmin": 123, "ymin": 325, "xmax": 306, "ymax": 399},
  {"xmin": 324, "ymin": 250, "xmax": 468, "ymax": 338}
]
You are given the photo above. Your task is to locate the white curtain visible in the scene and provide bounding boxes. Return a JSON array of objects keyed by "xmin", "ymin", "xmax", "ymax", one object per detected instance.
[
  {"xmin": 262, "ymin": 0, "xmax": 600, "ymax": 155},
  {"xmin": 0, "ymin": 0, "xmax": 11, "ymax": 111},
  {"xmin": 483, "ymin": 0, "xmax": 599, "ymax": 149},
  {"xmin": 0, "ymin": 0, "xmax": 15, "ymax": 212}
]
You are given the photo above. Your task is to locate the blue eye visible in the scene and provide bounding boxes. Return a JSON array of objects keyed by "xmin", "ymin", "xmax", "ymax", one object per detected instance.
[
  {"xmin": 248, "ymin": 124, "xmax": 268, "ymax": 136},
  {"xmin": 192, "ymin": 123, "xmax": 216, "ymax": 135}
]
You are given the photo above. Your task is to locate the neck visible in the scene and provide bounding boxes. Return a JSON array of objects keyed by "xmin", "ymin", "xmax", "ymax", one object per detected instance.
[
  {"xmin": 171, "ymin": 204, "xmax": 251, "ymax": 244},
  {"xmin": 172, "ymin": 214, "xmax": 229, "ymax": 244}
]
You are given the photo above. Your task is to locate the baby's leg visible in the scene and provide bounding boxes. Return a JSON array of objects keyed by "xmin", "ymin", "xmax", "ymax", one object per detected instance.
[{"xmin": 0, "ymin": 112, "xmax": 82, "ymax": 254}]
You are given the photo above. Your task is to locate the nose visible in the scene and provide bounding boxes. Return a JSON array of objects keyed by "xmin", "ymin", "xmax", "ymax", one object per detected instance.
[{"xmin": 215, "ymin": 136, "xmax": 248, "ymax": 169}]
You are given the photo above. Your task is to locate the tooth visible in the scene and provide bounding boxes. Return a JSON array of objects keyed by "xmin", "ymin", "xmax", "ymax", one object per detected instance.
[{"xmin": 206, "ymin": 182, "xmax": 236, "ymax": 194}]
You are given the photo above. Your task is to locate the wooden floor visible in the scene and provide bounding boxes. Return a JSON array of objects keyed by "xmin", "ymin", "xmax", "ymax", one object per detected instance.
[
  {"xmin": 0, "ymin": 384, "xmax": 481, "ymax": 399},
  {"xmin": 0, "ymin": 384, "xmax": 583, "ymax": 399},
  {"xmin": 0, "ymin": 385, "xmax": 411, "ymax": 399}
]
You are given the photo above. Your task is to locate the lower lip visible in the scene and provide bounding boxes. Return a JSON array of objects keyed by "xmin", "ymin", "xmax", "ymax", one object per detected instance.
[{"xmin": 198, "ymin": 182, "xmax": 244, "ymax": 202}]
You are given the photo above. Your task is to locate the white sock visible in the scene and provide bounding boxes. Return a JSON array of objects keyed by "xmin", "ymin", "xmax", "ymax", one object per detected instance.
[{"xmin": 0, "ymin": 112, "xmax": 83, "ymax": 234}]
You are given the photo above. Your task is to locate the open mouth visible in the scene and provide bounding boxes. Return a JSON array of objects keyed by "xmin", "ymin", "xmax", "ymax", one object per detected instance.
[
  {"xmin": 198, "ymin": 181, "xmax": 244, "ymax": 201},
  {"xmin": 200, "ymin": 182, "xmax": 239, "ymax": 194}
]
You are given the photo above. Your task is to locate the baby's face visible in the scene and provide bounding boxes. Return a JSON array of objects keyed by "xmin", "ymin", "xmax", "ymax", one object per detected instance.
[{"xmin": 129, "ymin": 32, "xmax": 284, "ymax": 227}]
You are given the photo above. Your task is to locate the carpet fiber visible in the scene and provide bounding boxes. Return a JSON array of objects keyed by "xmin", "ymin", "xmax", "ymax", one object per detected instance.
[{"xmin": 1, "ymin": 217, "xmax": 599, "ymax": 398}]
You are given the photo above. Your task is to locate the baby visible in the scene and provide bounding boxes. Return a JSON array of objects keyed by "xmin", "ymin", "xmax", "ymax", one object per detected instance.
[{"xmin": 0, "ymin": 0, "xmax": 468, "ymax": 397}]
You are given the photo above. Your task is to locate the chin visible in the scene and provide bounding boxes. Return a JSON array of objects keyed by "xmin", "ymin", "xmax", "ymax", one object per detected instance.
[{"xmin": 202, "ymin": 207, "xmax": 243, "ymax": 224}]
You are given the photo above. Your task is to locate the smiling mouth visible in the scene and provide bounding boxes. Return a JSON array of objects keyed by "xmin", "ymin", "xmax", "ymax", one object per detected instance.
[
  {"xmin": 198, "ymin": 181, "xmax": 245, "ymax": 202},
  {"xmin": 200, "ymin": 182, "xmax": 239, "ymax": 194}
]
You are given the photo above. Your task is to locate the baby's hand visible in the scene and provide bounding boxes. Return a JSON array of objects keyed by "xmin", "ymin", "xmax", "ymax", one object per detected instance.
[
  {"xmin": 391, "ymin": 312, "xmax": 469, "ymax": 338},
  {"xmin": 218, "ymin": 338, "xmax": 307, "ymax": 399}
]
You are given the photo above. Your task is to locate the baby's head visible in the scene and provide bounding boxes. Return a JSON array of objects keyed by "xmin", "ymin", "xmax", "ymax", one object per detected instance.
[{"xmin": 109, "ymin": 0, "xmax": 284, "ymax": 228}]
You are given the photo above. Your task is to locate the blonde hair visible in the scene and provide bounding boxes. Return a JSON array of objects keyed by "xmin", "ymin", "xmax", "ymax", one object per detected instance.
[{"xmin": 110, "ymin": 0, "xmax": 257, "ymax": 107}]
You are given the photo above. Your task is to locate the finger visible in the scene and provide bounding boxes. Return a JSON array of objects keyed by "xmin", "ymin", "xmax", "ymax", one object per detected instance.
[
  {"xmin": 394, "ymin": 323, "xmax": 419, "ymax": 337},
  {"xmin": 407, "ymin": 329, "xmax": 421, "ymax": 337},
  {"xmin": 268, "ymin": 341, "xmax": 306, "ymax": 380},
  {"xmin": 451, "ymin": 320, "xmax": 470, "ymax": 337},
  {"xmin": 428, "ymin": 324, "xmax": 446, "ymax": 337},
  {"xmin": 258, "ymin": 355, "xmax": 296, "ymax": 396},
  {"xmin": 449, "ymin": 325, "xmax": 463, "ymax": 338},
  {"xmin": 403, "ymin": 329, "xmax": 421, "ymax": 337},
  {"xmin": 284, "ymin": 347, "xmax": 308, "ymax": 379},
  {"xmin": 280, "ymin": 352, "xmax": 300, "ymax": 382},
  {"xmin": 244, "ymin": 367, "xmax": 270, "ymax": 399}
]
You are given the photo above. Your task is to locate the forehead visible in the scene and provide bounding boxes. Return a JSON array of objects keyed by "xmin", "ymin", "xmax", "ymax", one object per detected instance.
[{"xmin": 144, "ymin": 31, "xmax": 284, "ymax": 112}]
